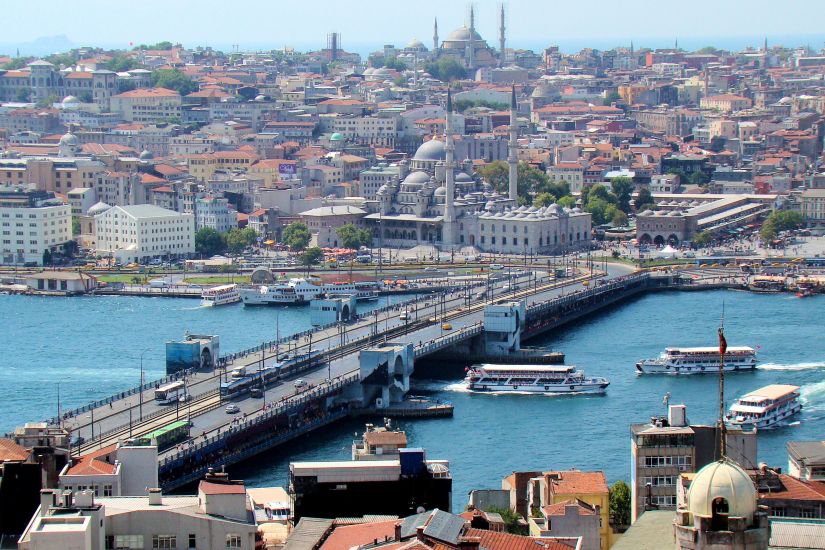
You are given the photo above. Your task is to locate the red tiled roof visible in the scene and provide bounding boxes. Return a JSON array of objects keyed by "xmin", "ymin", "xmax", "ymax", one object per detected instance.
[
  {"xmin": 464, "ymin": 528, "xmax": 576, "ymax": 550},
  {"xmin": 114, "ymin": 87, "xmax": 180, "ymax": 99},
  {"xmin": 65, "ymin": 72, "xmax": 94, "ymax": 80},
  {"xmin": 0, "ymin": 439, "xmax": 29, "ymax": 462},
  {"xmin": 547, "ymin": 471, "xmax": 608, "ymax": 496},
  {"xmin": 758, "ymin": 474, "xmax": 825, "ymax": 502},
  {"xmin": 543, "ymin": 499, "xmax": 596, "ymax": 517},
  {"xmin": 141, "ymin": 173, "xmax": 168, "ymax": 184},
  {"xmin": 66, "ymin": 445, "xmax": 117, "ymax": 476},
  {"xmin": 199, "ymin": 480, "xmax": 245, "ymax": 495},
  {"xmin": 151, "ymin": 186, "xmax": 174, "ymax": 193},
  {"xmin": 320, "ymin": 520, "xmax": 399, "ymax": 550}
]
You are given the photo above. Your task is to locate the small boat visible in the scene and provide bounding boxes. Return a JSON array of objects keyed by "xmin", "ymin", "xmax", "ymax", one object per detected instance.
[
  {"xmin": 796, "ymin": 284, "xmax": 815, "ymax": 298},
  {"xmin": 201, "ymin": 284, "xmax": 241, "ymax": 306},
  {"xmin": 727, "ymin": 384, "xmax": 801, "ymax": 429},
  {"xmin": 636, "ymin": 346, "xmax": 757, "ymax": 375},
  {"xmin": 464, "ymin": 364, "xmax": 609, "ymax": 394}
]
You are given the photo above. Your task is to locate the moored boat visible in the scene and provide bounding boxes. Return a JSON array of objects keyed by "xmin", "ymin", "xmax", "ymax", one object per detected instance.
[
  {"xmin": 201, "ymin": 284, "xmax": 240, "ymax": 306},
  {"xmin": 463, "ymin": 364, "xmax": 609, "ymax": 394},
  {"xmin": 636, "ymin": 346, "xmax": 757, "ymax": 375},
  {"xmin": 240, "ymin": 277, "xmax": 379, "ymax": 306},
  {"xmin": 726, "ymin": 384, "xmax": 801, "ymax": 429}
]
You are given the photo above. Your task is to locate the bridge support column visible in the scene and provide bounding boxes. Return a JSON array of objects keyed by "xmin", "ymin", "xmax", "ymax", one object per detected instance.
[
  {"xmin": 358, "ymin": 342, "xmax": 415, "ymax": 409},
  {"xmin": 482, "ymin": 300, "xmax": 526, "ymax": 355}
]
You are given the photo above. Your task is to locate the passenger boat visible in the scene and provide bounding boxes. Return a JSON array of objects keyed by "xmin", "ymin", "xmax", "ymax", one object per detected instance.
[
  {"xmin": 463, "ymin": 364, "xmax": 609, "ymax": 394},
  {"xmin": 636, "ymin": 346, "xmax": 757, "ymax": 374},
  {"xmin": 240, "ymin": 278, "xmax": 379, "ymax": 306},
  {"xmin": 726, "ymin": 384, "xmax": 801, "ymax": 429},
  {"xmin": 748, "ymin": 275, "xmax": 786, "ymax": 293},
  {"xmin": 796, "ymin": 284, "xmax": 815, "ymax": 298},
  {"xmin": 200, "ymin": 284, "xmax": 241, "ymax": 306}
]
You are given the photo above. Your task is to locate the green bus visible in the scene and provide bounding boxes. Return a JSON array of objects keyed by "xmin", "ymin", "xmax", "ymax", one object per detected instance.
[{"xmin": 133, "ymin": 420, "xmax": 191, "ymax": 450}]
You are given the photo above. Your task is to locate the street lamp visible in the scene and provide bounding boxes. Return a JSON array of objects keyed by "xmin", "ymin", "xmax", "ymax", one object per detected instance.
[{"xmin": 139, "ymin": 348, "xmax": 150, "ymax": 420}]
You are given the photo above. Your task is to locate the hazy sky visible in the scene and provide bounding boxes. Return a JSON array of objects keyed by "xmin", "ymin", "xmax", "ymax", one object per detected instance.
[{"xmin": 3, "ymin": 0, "xmax": 825, "ymax": 53}]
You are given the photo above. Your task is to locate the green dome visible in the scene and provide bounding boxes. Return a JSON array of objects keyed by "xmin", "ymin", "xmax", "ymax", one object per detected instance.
[{"xmin": 330, "ymin": 132, "xmax": 344, "ymax": 141}]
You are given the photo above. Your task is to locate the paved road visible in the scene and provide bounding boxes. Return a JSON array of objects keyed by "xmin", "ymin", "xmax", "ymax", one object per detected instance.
[{"xmin": 65, "ymin": 261, "xmax": 636, "ymax": 453}]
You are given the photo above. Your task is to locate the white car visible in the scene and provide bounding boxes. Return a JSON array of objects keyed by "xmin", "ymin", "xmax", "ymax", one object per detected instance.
[
  {"xmin": 225, "ymin": 404, "xmax": 240, "ymax": 414},
  {"xmin": 490, "ymin": 264, "xmax": 504, "ymax": 270},
  {"xmin": 294, "ymin": 379, "xmax": 308, "ymax": 389}
]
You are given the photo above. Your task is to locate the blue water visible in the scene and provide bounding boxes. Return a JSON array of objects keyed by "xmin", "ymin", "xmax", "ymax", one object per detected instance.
[
  {"xmin": 231, "ymin": 290, "xmax": 825, "ymax": 508},
  {"xmin": 3, "ymin": 290, "xmax": 824, "ymax": 510},
  {"xmin": 0, "ymin": 293, "xmax": 410, "ymax": 432}
]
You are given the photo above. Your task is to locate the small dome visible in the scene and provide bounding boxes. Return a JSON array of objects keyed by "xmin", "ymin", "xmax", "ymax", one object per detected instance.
[
  {"xmin": 87, "ymin": 201, "xmax": 112, "ymax": 216},
  {"xmin": 403, "ymin": 171, "xmax": 431, "ymax": 184},
  {"xmin": 455, "ymin": 172, "xmax": 473, "ymax": 182},
  {"xmin": 687, "ymin": 460, "xmax": 757, "ymax": 523},
  {"xmin": 255, "ymin": 94, "xmax": 267, "ymax": 101},
  {"xmin": 413, "ymin": 138, "xmax": 446, "ymax": 161},
  {"xmin": 329, "ymin": 132, "xmax": 345, "ymax": 141},
  {"xmin": 139, "ymin": 150, "xmax": 154, "ymax": 160},
  {"xmin": 59, "ymin": 132, "xmax": 78, "ymax": 147},
  {"xmin": 62, "ymin": 95, "xmax": 79, "ymax": 105},
  {"xmin": 434, "ymin": 186, "xmax": 447, "ymax": 197},
  {"xmin": 406, "ymin": 38, "xmax": 426, "ymax": 50}
]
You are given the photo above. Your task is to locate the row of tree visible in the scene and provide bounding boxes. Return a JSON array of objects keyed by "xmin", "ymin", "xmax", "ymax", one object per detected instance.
[{"xmin": 194, "ymin": 227, "xmax": 258, "ymax": 256}]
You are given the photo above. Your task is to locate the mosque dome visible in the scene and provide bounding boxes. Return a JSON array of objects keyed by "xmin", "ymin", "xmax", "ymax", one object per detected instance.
[
  {"xmin": 329, "ymin": 132, "xmax": 345, "ymax": 142},
  {"xmin": 403, "ymin": 171, "xmax": 431, "ymax": 184},
  {"xmin": 687, "ymin": 460, "xmax": 757, "ymax": 523},
  {"xmin": 413, "ymin": 139, "xmax": 446, "ymax": 161},
  {"xmin": 455, "ymin": 172, "xmax": 473, "ymax": 183},
  {"xmin": 406, "ymin": 38, "xmax": 426, "ymax": 50},
  {"xmin": 87, "ymin": 201, "xmax": 112, "ymax": 216},
  {"xmin": 62, "ymin": 95, "xmax": 80, "ymax": 105},
  {"xmin": 139, "ymin": 149, "xmax": 154, "ymax": 160},
  {"xmin": 445, "ymin": 26, "xmax": 483, "ymax": 42},
  {"xmin": 434, "ymin": 186, "xmax": 447, "ymax": 197},
  {"xmin": 255, "ymin": 94, "xmax": 267, "ymax": 101},
  {"xmin": 59, "ymin": 131, "xmax": 78, "ymax": 147}
]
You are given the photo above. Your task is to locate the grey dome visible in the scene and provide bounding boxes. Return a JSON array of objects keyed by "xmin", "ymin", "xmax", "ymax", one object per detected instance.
[
  {"xmin": 59, "ymin": 132, "xmax": 78, "ymax": 146},
  {"xmin": 446, "ymin": 26, "xmax": 483, "ymax": 42},
  {"xmin": 413, "ymin": 139, "xmax": 446, "ymax": 161},
  {"xmin": 455, "ymin": 172, "xmax": 473, "ymax": 182},
  {"xmin": 139, "ymin": 149, "xmax": 154, "ymax": 160},
  {"xmin": 434, "ymin": 186, "xmax": 447, "ymax": 197},
  {"xmin": 403, "ymin": 171, "xmax": 431, "ymax": 184},
  {"xmin": 87, "ymin": 201, "xmax": 112, "ymax": 216}
]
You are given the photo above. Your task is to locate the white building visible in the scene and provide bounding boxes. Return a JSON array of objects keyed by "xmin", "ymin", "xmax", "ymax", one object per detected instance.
[
  {"xmin": 94, "ymin": 204, "xmax": 195, "ymax": 263},
  {"xmin": 19, "ymin": 477, "xmax": 257, "ymax": 550},
  {"xmin": 58, "ymin": 440, "xmax": 159, "ymax": 497},
  {"xmin": 194, "ymin": 196, "xmax": 235, "ymax": 233},
  {"xmin": 0, "ymin": 186, "xmax": 72, "ymax": 265}
]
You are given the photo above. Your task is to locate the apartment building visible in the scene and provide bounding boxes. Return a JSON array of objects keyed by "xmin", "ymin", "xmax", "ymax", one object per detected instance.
[
  {"xmin": 0, "ymin": 186, "xmax": 71, "ymax": 265},
  {"xmin": 110, "ymin": 88, "xmax": 182, "ymax": 123},
  {"xmin": 94, "ymin": 204, "xmax": 195, "ymax": 263}
]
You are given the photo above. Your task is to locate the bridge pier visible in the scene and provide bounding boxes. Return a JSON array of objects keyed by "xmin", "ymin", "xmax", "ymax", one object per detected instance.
[{"xmin": 358, "ymin": 343, "xmax": 415, "ymax": 409}]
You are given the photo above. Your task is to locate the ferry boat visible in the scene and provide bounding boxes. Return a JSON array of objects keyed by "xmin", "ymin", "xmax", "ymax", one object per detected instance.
[
  {"xmin": 636, "ymin": 346, "xmax": 757, "ymax": 374},
  {"xmin": 463, "ymin": 364, "xmax": 609, "ymax": 394},
  {"xmin": 727, "ymin": 384, "xmax": 801, "ymax": 429},
  {"xmin": 200, "ymin": 284, "xmax": 240, "ymax": 306},
  {"xmin": 240, "ymin": 277, "xmax": 379, "ymax": 306}
]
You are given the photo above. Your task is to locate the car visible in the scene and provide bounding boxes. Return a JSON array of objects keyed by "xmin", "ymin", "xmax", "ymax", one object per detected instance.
[
  {"xmin": 441, "ymin": 323, "xmax": 453, "ymax": 330},
  {"xmin": 250, "ymin": 388, "xmax": 264, "ymax": 398},
  {"xmin": 490, "ymin": 264, "xmax": 504, "ymax": 270},
  {"xmin": 428, "ymin": 316, "xmax": 439, "ymax": 323},
  {"xmin": 225, "ymin": 404, "xmax": 240, "ymax": 414},
  {"xmin": 178, "ymin": 394, "xmax": 192, "ymax": 403},
  {"xmin": 400, "ymin": 311, "xmax": 410, "ymax": 321},
  {"xmin": 294, "ymin": 379, "xmax": 308, "ymax": 389}
]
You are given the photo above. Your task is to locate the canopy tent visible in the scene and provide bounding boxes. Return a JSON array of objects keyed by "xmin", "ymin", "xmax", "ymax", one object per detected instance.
[{"xmin": 657, "ymin": 245, "xmax": 678, "ymax": 259}]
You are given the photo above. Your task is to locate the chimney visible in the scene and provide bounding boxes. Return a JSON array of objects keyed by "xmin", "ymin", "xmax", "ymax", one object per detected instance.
[
  {"xmin": 39, "ymin": 489, "xmax": 56, "ymax": 517},
  {"xmin": 459, "ymin": 537, "xmax": 481, "ymax": 550},
  {"xmin": 148, "ymin": 488, "xmax": 162, "ymax": 506},
  {"xmin": 394, "ymin": 522, "xmax": 402, "ymax": 541}
]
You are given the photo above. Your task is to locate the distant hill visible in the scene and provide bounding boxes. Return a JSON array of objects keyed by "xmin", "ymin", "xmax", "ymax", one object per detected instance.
[{"xmin": 0, "ymin": 35, "xmax": 75, "ymax": 57}]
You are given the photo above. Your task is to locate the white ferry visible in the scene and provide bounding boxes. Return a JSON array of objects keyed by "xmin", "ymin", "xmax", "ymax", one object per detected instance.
[
  {"xmin": 464, "ymin": 364, "xmax": 609, "ymax": 394},
  {"xmin": 240, "ymin": 277, "xmax": 379, "ymax": 306},
  {"xmin": 200, "ymin": 284, "xmax": 240, "ymax": 306},
  {"xmin": 727, "ymin": 384, "xmax": 801, "ymax": 429},
  {"xmin": 636, "ymin": 346, "xmax": 757, "ymax": 375}
]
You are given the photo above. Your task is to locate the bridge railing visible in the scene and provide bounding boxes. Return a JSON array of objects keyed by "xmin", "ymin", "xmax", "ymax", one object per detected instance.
[
  {"xmin": 158, "ymin": 372, "xmax": 360, "ymax": 469},
  {"xmin": 414, "ymin": 322, "xmax": 483, "ymax": 357},
  {"xmin": 525, "ymin": 273, "xmax": 650, "ymax": 318}
]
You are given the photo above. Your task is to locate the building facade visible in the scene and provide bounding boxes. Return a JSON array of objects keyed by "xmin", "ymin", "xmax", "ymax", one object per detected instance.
[
  {"xmin": 0, "ymin": 186, "xmax": 71, "ymax": 265},
  {"xmin": 94, "ymin": 204, "xmax": 195, "ymax": 263}
]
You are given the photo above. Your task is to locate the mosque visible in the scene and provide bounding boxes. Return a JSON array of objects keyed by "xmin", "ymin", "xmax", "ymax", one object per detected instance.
[
  {"xmin": 362, "ymin": 88, "xmax": 592, "ymax": 254},
  {"xmin": 429, "ymin": 6, "xmax": 504, "ymax": 70}
]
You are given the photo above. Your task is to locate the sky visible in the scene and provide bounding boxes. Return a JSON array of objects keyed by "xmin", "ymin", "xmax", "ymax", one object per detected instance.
[{"xmin": 3, "ymin": 0, "xmax": 825, "ymax": 56}]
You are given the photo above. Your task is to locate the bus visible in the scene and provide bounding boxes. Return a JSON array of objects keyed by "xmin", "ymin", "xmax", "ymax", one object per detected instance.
[
  {"xmin": 154, "ymin": 381, "xmax": 187, "ymax": 405},
  {"xmin": 131, "ymin": 420, "xmax": 191, "ymax": 450}
]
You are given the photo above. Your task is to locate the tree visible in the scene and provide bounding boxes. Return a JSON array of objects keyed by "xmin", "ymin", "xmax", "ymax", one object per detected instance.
[
  {"xmin": 693, "ymin": 231, "xmax": 712, "ymax": 247},
  {"xmin": 585, "ymin": 197, "xmax": 612, "ymax": 225},
  {"xmin": 603, "ymin": 91, "xmax": 621, "ymax": 106},
  {"xmin": 195, "ymin": 227, "xmax": 226, "ymax": 257},
  {"xmin": 558, "ymin": 195, "xmax": 576, "ymax": 208},
  {"xmin": 300, "ymin": 246, "xmax": 324, "ymax": 268},
  {"xmin": 483, "ymin": 507, "xmax": 527, "ymax": 536},
  {"xmin": 383, "ymin": 57, "xmax": 406, "ymax": 71},
  {"xmin": 336, "ymin": 223, "xmax": 361, "ymax": 249},
  {"xmin": 71, "ymin": 217, "xmax": 81, "ymax": 236},
  {"xmin": 424, "ymin": 57, "xmax": 466, "ymax": 81},
  {"xmin": 37, "ymin": 93, "xmax": 61, "ymax": 108},
  {"xmin": 635, "ymin": 187, "xmax": 653, "ymax": 212},
  {"xmin": 688, "ymin": 170, "xmax": 708, "ymax": 185},
  {"xmin": 760, "ymin": 210, "xmax": 804, "ymax": 241},
  {"xmin": 533, "ymin": 192, "xmax": 557, "ymax": 207},
  {"xmin": 610, "ymin": 177, "xmax": 634, "ymax": 213},
  {"xmin": 45, "ymin": 53, "xmax": 78, "ymax": 68},
  {"xmin": 2, "ymin": 57, "xmax": 31, "ymax": 70},
  {"xmin": 151, "ymin": 69, "xmax": 197, "ymax": 95},
  {"xmin": 15, "ymin": 88, "xmax": 31, "ymax": 102},
  {"xmin": 134, "ymin": 41, "xmax": 174, "ymax": 51},
  {"xmin": 225, "ymin": 227, "xmax": 257, "ymax": 254},
  {"xmin": 477, "ymin": 161, "xmax": 509, "ymax": 191},
  {"xmin": 609, "ymin": 481, "xmax": 631, "ymax": 528},
  {"xmin": 101, "ymin": 53, "xmax": 139, "ymax": 72},
  {"xmin": 611, "ymin": 209, "xmax": 628, "ymax": 227},
  {"xmin": 453, "ymin": 99, "xmax": 508, "ymax": 113},
  {"xmin": 282, "ymin": 222, "xmax": 311, "ymax": 251},
  {"xmin": 42, "ymin": 249, "xmax": 52, "ymax": 266},
  {"xmin": 540, "ymin": 179, "xmax": 570, "ymax": 201},
  {"xmin": 709, "ymin": 136, "xmax": 727, "ymax": 153}
]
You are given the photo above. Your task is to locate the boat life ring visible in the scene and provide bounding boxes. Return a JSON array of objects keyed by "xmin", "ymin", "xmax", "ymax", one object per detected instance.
[{"xmin": 570, "ymin": 385, "xmax": 576, "ymax": 390}]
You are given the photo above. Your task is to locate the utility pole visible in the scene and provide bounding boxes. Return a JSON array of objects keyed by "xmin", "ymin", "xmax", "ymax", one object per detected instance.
[{"xmin": 139, "ymin": 348, "xmax": 150, "ymax": 421}]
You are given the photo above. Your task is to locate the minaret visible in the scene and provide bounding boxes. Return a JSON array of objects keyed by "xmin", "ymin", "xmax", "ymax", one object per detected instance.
[
  {"xmin": 433, "ymin": 18, "xmax": 439, "ymax": 54},
  {"xmin": 763, "ymin": 36, "xmax": 768, "ymax": 52},
  {"xmin": 508, "ymin": 84, "xmax": 518, "ymax": 202},
  {"xmin": 499, "ymin": 4, "xmax": 506, "ymax": 67},
  {"xmin": 443, "ymin": 88, "xmax": 456, "ymax": 245},
  {"xmin": 467, "ymin": 5, "xmax": 476, "ymax": 70}
]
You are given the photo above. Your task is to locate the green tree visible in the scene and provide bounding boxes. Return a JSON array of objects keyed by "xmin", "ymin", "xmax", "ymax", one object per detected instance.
[
  {"xmin": 282, "ymin": 222, "xmax": 311, "ymax": 251},
  {"xmin": 383, "ymin": 57, "xmax": 407, "ymax": 71},
  {"xmin": 483, "ymin": 507, "xmax": 527, "ymax": 536},
  {"xmin": 603, "ymin": 91, "xmax": 622, "ymax": 106},
  {"xmin": 611, "ymin": 209, "xmax": 628, "ymax": 227},
  {"xmin": 300, "ymin": 246, "xmax": 324, "ymax": 268},
  {"xmin": 635, "ymin": 187, "xmax": 653, "ymax": 212},
  {"xmin": 2, "ymin": 57, "xmax": 32, "ymax": 70},
  {"xmin": 45, "ymin": 53, "xmax": 78, "ymax": 68},
  {"xmin": 588, "ymin": 184, "xmax": 613, "ymax": 204},
  {"xmin": 760, "ymin": 210, "xmax": 804, "ymax": 241},
  {"xmin": 557, "ymin": 195, "xmax": 576, "ymax": 208},
  {"xmin": 453, "ymin": 99, "xmax": 508, "ymax": 113},
  {"xmin": 336, "ymin": 223, "xmax": 361, "ymax": 249},
  {"xmin": 693, "ymin": 231, "xmax": 712, "ymax": 247},
  {"xmin": 424, "ymin": 57, "xmax": 466, "ymax": 81},
  {"xmin": 225, "ymin": 227, "xmax": 257, "ymax": 254},
  {"xmin": 540, "ymin": 179, "xmax": 571, "ymax": 201},
  {"xmin": 585, "ymin": 197, "xmax": 612, "ymax": 225},
  {"xmin": 15, "ymin": 88, "xmax": 31, "ymax": 102},
  {"xmin": 609, "ymin": 481, "xmax": 631, "ymax": 528},
  {"xmin": 36, "ymin": 93, "xmax": 61, "ymax": 108},
  {"xmin": 71, "ymin": 216, "xmax": 81, "ymax": 236},
  {"xmin": 477, "ymin": 160, "xmax": 509, "ymax": 191},
  {"xmin": 195, "ymin": 227, "xmax": 226, "ymax": 256},
  {"xmin": 151, "ymin": 69, "xmax": 197, "ymax": 95},
  {"xmin": 688, "ymin": 170, "xmax": 708, "ymax": 185},
  {"xmin": 610, "ymin": 177, "xmax": 634, "ymax": 213},
  {"xmin": 709, "ymin": 136, "xmax": 727, "ymax": 153},
  {"xmin": 42, "ymin": 249, "xmax": 52, "ymax": 266},
  {"xmin": 101, "ymin": 53, "xmax": 139, "ymax": 72},
  {"xmin": 533, "ymin": 192, "xmax": 557, "ymax": 207},
  {"xmin": 134, "ymin": 41, "xmax": 174, "ymax": 51}
]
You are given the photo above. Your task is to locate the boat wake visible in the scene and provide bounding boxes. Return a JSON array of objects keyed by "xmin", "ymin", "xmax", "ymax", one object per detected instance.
[
  {"xmin": 800, "ymin": 380, "xmax": 825, "ymax": 412},
  {"xmin": 759, "ymin": 361, "xmax": 825, "ymax": 371}
]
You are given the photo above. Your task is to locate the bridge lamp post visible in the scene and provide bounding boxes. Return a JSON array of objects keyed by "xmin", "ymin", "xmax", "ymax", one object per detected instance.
[{"xmin": 139, "ymin": 348, "xmax": 151, "ymax": 421}]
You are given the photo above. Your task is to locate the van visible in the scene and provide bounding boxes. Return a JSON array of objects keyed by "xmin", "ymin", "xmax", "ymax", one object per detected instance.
[
  {"xmin": 250, "ymin": 388, "xmax": 264, "ymax": 398},
  {"xmin": 149, "ymin": 279, "xmax": 169, "ymax": 288},
  {"xmin": 294, "ymin": 379, "xmax": 308, "ymax": 389},
  {"xmin": 230, "ymin": 367, "xmax": 247, "ymax": 379},
  {"xmin": 400, "ymin": 311, "xmax": 410, "ymax": 321}
]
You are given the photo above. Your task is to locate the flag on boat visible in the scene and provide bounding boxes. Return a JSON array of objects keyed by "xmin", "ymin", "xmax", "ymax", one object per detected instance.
[{"xmin": 718, "ymin": 327, "xmax": 728, "ymax": 357}]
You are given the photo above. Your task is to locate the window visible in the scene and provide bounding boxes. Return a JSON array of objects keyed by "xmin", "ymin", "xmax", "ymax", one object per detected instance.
[
  {"xmin": 103, "ymin": 484, "xmax": 113, "ymax": 497},
  {"xmin": 112, "ymin": 535, "xmax": 144, "ymax": 549},
  {"xmin": 188, "ymin": 534, "xmax": 197, "ymax": 549},
  {"xmin": 226, "ymin": 534, "xmax": 242, "ymax": 548},
  {"xmin": 153, "ymin": 535, "xmax": 177, "ymax": 549}
]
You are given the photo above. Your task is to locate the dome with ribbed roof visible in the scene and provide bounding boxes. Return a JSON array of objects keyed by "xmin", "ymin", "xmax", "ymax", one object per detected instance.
[
  {"xmin": 687, "ymin": 460, "xmax": 757, "ymax": 523},
  {"xmin": 413, "ymin": 139, "xmax": 446, "ymax": 161},
  {"xmin": 87, "ymin": 201, "xmax": 112, "ymax": 216}
]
